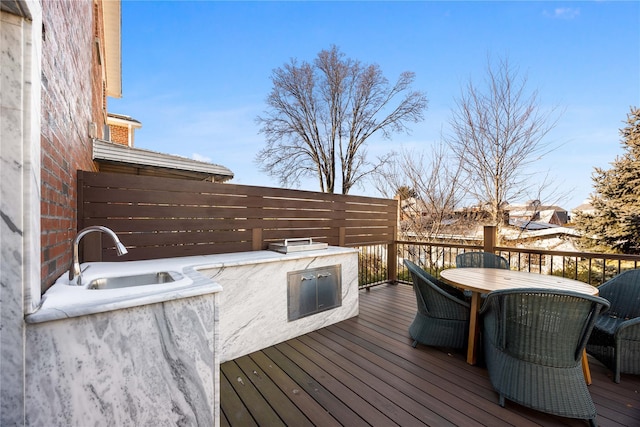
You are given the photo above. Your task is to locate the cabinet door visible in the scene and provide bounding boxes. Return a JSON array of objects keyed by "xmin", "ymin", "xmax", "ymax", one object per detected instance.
[
  {"xmin": 288, "ymin": 272, "xmax": 316, "ymax": 320},
  {"xmin": 299, "ymin": 274, "xmax": 318, "ymax": 316},
  {"xmin": 317, "ymin": 270, "xmax": 339, "ymax": 310}
]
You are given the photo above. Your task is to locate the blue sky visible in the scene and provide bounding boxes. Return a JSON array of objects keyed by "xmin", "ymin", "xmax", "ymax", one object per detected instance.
[{"xmin": 109, "ymin": 1, "xmax": 640, "ymax": 210}]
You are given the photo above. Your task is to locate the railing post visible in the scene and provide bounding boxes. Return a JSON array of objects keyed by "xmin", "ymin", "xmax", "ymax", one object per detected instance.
[
  {"xmin": 388, "ymin": 195, "xmax": 400, "ymax": 283},
  {"xmin": 388, "ymin": 242, "xmax": 397, "ymax": 283},
  {"xmin": 484, "ymin": 225, "xmax": 497, "ymax": 253}
]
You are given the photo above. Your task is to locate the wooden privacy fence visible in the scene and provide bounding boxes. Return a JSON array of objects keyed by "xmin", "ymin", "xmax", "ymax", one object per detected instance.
[{"xmin": 77, "ymin": 171, "xmax": 398, "ymax": 261}]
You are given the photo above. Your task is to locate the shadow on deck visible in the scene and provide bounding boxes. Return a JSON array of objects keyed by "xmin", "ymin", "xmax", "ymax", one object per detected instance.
[{"xmin": 221, "ymin": 284, "xmax": 640, "ymax": 426}]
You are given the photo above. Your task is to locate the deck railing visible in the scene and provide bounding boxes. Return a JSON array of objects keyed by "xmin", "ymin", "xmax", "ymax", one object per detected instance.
[{"xmin": 356, "ymin": 233, "xmax": 640, "ymax": 289}]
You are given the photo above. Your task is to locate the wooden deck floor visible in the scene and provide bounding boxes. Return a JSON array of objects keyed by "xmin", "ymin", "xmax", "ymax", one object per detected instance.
[{"xmin": 220, "ymin": 284, "xmax": 640, "ymax": 426}]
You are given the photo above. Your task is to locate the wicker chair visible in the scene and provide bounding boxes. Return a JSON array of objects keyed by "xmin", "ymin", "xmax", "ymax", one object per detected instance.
[
  {"xmin": 403, "ymin": 260, "xmax": 470, "ymax": 349},
  {"xmin": 456, "ymin": 251, "xmax": 510, "ymax": 269},
  {"xmin": 481, "ymin": 289, "xmax": 609, "ymax": 427},
  {"xmin": 586, "ymin": 269, "xmax": 640, "ymax": 383},
  {"xmin": 455, "ymin": 252, "xmax": 510, "ymax": 299}
]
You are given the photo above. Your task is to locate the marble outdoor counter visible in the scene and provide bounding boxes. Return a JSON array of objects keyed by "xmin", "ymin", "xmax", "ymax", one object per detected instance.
[
  {"xmin": 26, "ymin": 246, "xmax": 356, "ymax": 324},
  {"xmin": 25, "ymin": 258, "xmax": 221, "ymax": 324}
]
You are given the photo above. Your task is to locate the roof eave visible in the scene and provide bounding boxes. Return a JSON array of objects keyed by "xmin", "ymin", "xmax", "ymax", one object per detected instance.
[{"xmin": 93, "ymin": 139, "xmax": 234, "ymax": 182}]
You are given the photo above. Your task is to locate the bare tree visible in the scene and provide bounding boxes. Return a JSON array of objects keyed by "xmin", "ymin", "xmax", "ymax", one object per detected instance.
[
  {"xmin": 256, "ymin": 45, "xmax": 428, "ymax": 194},
  {"xmin": 375, "ymin": 142, "xmax": 469, "ymax": 271},
  {"xmin": 375, "ymin": 142, "xmax": 467, "ymax": 240},
  {"xmin": 447, "ymin": 56, "xmax": 561, "ymax": 226}
]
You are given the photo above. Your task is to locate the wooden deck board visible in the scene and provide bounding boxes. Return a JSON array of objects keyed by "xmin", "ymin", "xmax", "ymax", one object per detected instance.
[
  {"xmin": 221, "ymin": 284, "xmax": 640, "ymax": 426},
  {"xmin": 219, "ymin": 368, "xmax": 259, "ymax": 427},
  {"xmin": 221, "ymin": 361, "xmax": 284, "ymax": 426},
  {"xmin": 273, "ymin": 340, "xmax": 398, "ymax": 427},
  {"xmin": 290, "ymin": 335, "xmax": 432, "ymax": 426},
  {"xmin": 262, "ymin": 345, "xmax": 369, "ymax": 426},
  {"xmin": 248, "ymin": 351, "xmax": 341, "ymax": 427},
  {"xmin": 331, "ymin": 318, "xmax": 558, "ymax": 426},
  {"xmin": 305, "ymin": 329, "xmax": 460, "ymax": 423},
  {"xmin": 234, "ymin": 355, "xmax": 314, "ymax": 427}
]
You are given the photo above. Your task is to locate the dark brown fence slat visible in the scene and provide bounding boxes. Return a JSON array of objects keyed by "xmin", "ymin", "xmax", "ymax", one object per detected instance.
[
  {"xmin": 109, "ymin": 230, "xmax": 254, "ymax": 247},
  {"xmin": 82, "ymin": 189, "xmax": 391, "ymax": 213},
  {"xmin": 80, "ymin": 171, "xmax": 394, "ymax": 204},
  {"xmin": 83, "ymin": 218, "xmax": 260, "ymax": 232},
  {"xmin": 103, "ymin": 241, "xmax": 255, "ymax": 261},
  {"xmin": 78, "ymin": 171, "xmax": 398, "ymax": 260},
  {"xmin": 82, "ymin": 203, "xmax": 253, "ymax": 219},
  {"xmin": 261, "ymin": 229, "xmax": 340, "ymax": 241}
]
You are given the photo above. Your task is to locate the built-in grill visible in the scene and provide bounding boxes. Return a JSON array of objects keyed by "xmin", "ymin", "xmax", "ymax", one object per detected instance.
[{"xmin": 268, "ymin": 238, "xmax": 328, "ymax": 254}]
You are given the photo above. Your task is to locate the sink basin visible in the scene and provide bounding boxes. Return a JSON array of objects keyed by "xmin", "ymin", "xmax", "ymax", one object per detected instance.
[{"xmin": 87, "ymin": 271, "xmax": 183, "ymax": 290}]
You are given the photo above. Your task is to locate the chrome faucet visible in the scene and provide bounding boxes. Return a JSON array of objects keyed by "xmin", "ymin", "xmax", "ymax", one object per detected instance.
[{"xmin": 69, "ymin": 226, "xmax": 128, "ymax": 285}]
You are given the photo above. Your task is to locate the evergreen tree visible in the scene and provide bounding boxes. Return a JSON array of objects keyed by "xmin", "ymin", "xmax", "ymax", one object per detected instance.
[{"xmin": 575, "ymin": 107, "xmax": 640, "ymax": 253}]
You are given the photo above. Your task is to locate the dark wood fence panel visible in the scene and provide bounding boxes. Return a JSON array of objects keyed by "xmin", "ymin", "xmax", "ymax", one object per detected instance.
[{"xmin": 78, "ymin": 171, "xmax": 398, "ymax": 261}]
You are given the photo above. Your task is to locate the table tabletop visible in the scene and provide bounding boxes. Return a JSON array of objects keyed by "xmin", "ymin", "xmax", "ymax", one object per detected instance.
[{"xmin": 440, "ymin": 268, "xmax": 598, "ymax": 296}]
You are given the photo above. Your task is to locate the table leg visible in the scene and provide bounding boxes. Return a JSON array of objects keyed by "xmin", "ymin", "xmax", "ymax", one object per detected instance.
[
  {"xmin": 582, "ymin": 349, "xmax": 592, "ymax": 385},
  {"xmin": 466, "ymin": 291, "xmax": 481, "ymax": 365}
]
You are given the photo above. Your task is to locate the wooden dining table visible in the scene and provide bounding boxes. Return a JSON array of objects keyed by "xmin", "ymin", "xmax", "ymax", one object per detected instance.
[{"xmin": 439, "ymin": 268, "xmax": 599, "ymax": 383}]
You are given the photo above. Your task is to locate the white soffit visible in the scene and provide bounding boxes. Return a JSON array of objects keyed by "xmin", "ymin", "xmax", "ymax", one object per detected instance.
[{"xmin": 102, "ymin": 0, "xmax": 122, "ymax": 98}]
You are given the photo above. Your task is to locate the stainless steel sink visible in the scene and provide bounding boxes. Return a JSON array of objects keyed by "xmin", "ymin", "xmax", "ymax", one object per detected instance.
[{"xmin": 87, "ymin": 271, "xmax": 183, "ymax": 290}]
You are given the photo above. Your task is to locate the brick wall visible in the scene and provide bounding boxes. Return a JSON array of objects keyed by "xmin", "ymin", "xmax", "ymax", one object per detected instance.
[
  {"xmin": 93, "ymin": 1, "xmax": 107, "ymax": 138},
  {"xmin": 40, "ymin": 0, "xmax": 105, "ymax": 291},
  {"xmin": 109, "ymin": 124, "xmax": 130, "ymax": 145}
]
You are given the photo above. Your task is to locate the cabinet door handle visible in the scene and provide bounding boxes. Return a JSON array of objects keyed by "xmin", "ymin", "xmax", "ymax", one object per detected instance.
[{"xmin": 317, "ymin": 273, "xmax": 332, "ymax": 278}]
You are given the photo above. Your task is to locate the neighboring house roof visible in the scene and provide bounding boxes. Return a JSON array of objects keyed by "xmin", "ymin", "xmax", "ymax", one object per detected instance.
[
  {"xmin": 509, "ymin": 218, "xmax": 559, "ymax": 231},
  {"xmin": 573, "ymin": 201, "xmax": 595, "ymax": 215},
  {"xmin": 506, "ymin": 203, "xmax": 569, "ymax": 226},
  {"xmin": 505, "ymin": 220, "xmax": 581, "ymax": 239},
  {"xmin": 505, "ymin": 204, "xmax": 567, "ymax": 213},
  {"xmin": 93, "ymin": 139, "xmax": 234, "ymax": 182}
]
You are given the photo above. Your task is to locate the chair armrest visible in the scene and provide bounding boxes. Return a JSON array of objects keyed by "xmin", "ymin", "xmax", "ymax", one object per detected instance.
[
  {"xmin": 617, "ymin": 317, "xmax": 640, "ymax": 341},
  {"xmin": 433, "ymin": 283, "xmax": 471, "ymax": 309}
]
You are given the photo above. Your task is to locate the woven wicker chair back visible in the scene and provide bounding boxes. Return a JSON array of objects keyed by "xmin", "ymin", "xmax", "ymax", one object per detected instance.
[{"xmin": 456, "ymin": 252, "xmax": 510, "ymax": 270}]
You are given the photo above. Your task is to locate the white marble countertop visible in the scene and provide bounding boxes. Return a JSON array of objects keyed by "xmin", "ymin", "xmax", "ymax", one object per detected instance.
[{"xmin": 26, "ymin": 246, "xmax": 357, "ymax": 324}]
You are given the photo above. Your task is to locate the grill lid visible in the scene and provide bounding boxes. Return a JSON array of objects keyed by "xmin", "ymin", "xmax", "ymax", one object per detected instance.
[{"xmin": 268, "ymin": 238, "xmax": 328, "ymax": 253}]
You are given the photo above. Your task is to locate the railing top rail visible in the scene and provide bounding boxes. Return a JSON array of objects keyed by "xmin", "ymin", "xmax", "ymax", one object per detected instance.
[
  {"xmin": 495, "ymin": 246, "xmax": 640, "ymax": 262},
  {"xmin": 395, "ymin": 240, "xmax": 483, "ymax": 250}
]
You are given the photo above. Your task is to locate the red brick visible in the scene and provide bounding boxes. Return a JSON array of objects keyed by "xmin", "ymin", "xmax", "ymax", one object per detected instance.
[{"xmin": 40, "ymin": 0, "xmax": 108, "ymax": 292}]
